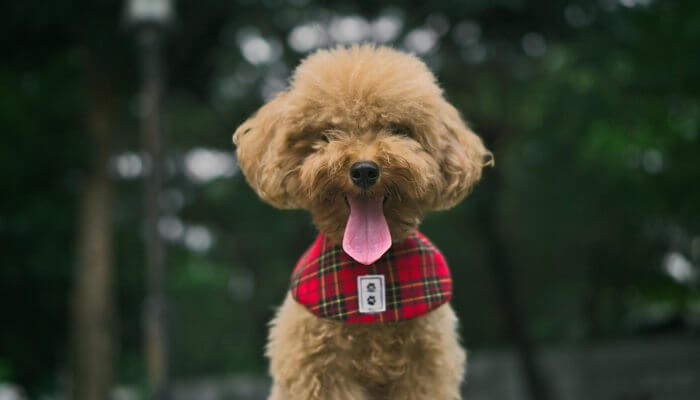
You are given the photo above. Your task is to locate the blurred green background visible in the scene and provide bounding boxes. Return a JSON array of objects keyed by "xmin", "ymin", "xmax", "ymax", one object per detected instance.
[{"xmin": 1, "ymin": 0, "xmax": 699, "ymax": 399}]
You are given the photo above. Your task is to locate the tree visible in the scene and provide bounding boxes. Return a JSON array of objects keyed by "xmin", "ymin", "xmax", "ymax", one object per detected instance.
[{"xmin": 72, "ymin": 51, "xmax": 117, "ymax": 400}]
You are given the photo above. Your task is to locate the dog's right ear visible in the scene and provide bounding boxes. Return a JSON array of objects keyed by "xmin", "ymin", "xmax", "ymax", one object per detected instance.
[
  {"xmin": 233, "ymin": 92, "xmax": 302, "ymax": 209},
  {"xmin": 433, "ymin": 101, "xmax": 494, "ymax": 210}
]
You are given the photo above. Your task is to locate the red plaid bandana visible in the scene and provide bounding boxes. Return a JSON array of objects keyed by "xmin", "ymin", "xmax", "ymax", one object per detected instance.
[{"xmin": 290, "ymin": 231, "xmax": 452, "ymax": 323}]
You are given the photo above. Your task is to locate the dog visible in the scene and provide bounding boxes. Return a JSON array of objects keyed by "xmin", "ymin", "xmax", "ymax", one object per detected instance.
[{"xmin": 233, "ymin": 44, "xmax": 491, "ymax": 400}]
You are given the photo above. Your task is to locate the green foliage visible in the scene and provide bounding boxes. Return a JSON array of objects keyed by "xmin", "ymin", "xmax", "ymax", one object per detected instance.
[{"xmin": 0, "ymin": 358, "xmax": 12, "ymax": 382}]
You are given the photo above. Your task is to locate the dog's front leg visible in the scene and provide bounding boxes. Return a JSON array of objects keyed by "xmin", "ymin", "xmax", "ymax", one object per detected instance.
[
  {"xmin": 385, "ymin": 305, "xmax": 466, "ymax": 400},
  {"xmin": 266, "ymin": 294, "xmax": 370, "ymax": 400},
  {"xmin": 268, "ymin": 378, "xmax": 368, "ymax": 400}
]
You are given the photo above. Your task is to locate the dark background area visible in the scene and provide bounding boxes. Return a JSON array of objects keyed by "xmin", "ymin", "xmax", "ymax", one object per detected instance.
[{"xmin": 1, "ymin": 0, "xmax": 699, "ymax": 399}]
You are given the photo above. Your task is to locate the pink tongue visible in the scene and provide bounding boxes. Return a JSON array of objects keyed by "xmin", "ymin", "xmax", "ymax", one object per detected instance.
[{"xmin": 342, "ymin": 196, "xmax": 392, "ymax": 265}]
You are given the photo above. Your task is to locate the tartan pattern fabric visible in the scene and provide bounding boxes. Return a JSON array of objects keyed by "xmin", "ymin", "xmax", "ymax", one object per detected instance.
[{"xmin": 290, "ymin": 231, "xmax": 452, "ymax": 323}]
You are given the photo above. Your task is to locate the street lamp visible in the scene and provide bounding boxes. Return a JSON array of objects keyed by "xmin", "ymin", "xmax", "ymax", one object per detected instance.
[{"xmin": 127, "ymin": 1, "xmax": 172, "ymax": 399}]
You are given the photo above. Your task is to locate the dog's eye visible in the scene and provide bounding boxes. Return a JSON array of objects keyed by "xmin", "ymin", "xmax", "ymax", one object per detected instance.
[
  {"xmin": 388, "ymin": 123, "xmax": 411, "ymax": 137},
  {"xmin": 321, "ymin": 128, "xmax": 342, "ymax": 143}
]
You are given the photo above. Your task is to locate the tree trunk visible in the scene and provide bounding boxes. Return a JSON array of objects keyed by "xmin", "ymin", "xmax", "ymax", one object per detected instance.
[
  {"xmin": 481, "ymin": 168, "xmax": 551, "ymax": 400},
  {"xmin": 139, "ymin": 27, "xmax": 170, "ymax": 400},
  {"xmin": 72, "ymin": 54, "xmax": 115, "ymax": 400}
]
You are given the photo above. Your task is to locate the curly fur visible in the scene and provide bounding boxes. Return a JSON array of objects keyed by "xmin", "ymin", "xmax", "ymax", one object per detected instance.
[
  {"xmin": 233, "ymin": 44, "xmax": 491, "ymax": 400},
  {"xmin": 267, "ymin": 295, "xmax": 466, "ymax": 400}
]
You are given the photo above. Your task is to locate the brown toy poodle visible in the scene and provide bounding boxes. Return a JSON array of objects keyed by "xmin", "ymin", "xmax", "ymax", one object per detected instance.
[{"xmin": 233, "ymin": 44, "xmax": 491, "ymax": 400}]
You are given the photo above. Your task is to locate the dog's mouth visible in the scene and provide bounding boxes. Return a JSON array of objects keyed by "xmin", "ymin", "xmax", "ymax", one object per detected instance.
[{"xmin": 342, "ymin": 194, "xmax": 391, "ymax": 265}]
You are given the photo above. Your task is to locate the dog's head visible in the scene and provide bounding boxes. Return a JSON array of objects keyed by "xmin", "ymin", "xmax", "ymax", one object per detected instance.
[{"xmin": 234, "ymin": 45, "xmax": 492, "ymax": 264}]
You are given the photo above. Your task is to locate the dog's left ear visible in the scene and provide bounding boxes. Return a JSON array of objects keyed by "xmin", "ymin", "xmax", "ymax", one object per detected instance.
[
  {"xmin": 233, "ymin": 92, "xmax": 302, "ymax": 209},
  {"xmin": 433, "ymin": 101, "xmax": 493, "ymax": 210}
]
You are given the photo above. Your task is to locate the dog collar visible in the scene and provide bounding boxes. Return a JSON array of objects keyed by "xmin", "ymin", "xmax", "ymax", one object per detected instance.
[{"xmin": 290, "ymin": 231, "xmax": 452, "ymax": 323}]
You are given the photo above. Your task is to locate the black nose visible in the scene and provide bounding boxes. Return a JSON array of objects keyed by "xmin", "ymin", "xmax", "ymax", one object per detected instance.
[{"xmin": 350, "ymin": 161, "xmax": 379, "ymax": 189}]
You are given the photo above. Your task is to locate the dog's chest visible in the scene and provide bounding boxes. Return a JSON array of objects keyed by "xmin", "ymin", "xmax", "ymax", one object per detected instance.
[{"xmin": 325, "ymin": 316, "xmax": 433, "ymax": 385}]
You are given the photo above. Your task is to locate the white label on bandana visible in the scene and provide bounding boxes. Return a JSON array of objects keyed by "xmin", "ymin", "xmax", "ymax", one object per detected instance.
[{"xmin": 357, "ymin": 275, "xmax": 386, "ymax": 314}]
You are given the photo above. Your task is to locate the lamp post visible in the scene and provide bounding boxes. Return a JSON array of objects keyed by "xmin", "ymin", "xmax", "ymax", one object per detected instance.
[{"xmin": 127, "ymin": 1, "xmax": 172, "ymax": 399}]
